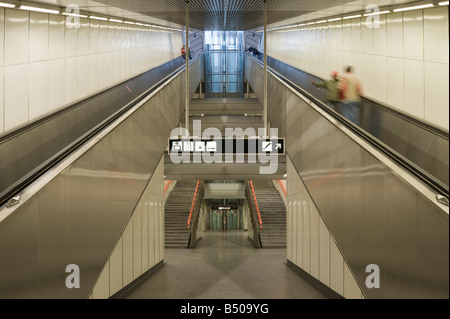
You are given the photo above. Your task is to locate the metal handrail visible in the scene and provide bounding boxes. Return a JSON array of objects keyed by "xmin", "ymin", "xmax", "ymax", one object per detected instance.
[
  {"xmin": 187, "ymin": 180, "xmax": 204, "ymax": 248},
  {"xmin": 249, "ymin": 180, "xmax": 263, "ymax": 229},
  {"xmin": 245, "ymin": 181, "xmax": 262, "ymax": 248},
  {"xmin": 277, "ymin": 180, "xmax": 287, "ymax": 197}
]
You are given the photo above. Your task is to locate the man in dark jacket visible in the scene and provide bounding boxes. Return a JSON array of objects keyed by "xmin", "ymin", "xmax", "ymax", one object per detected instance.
[{"xmin": 311, "ymin": 71, "xmax": 341, "ymax": 112}]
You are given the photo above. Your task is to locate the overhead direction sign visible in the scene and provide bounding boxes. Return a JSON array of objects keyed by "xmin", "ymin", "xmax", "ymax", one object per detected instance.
[{"xmin": 169, "ymin": 138, "xmax": 285, "ymax": 155}]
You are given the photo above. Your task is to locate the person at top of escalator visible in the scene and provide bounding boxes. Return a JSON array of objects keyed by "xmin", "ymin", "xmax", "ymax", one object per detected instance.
[{"xmin": 311, "ymin": 71, "xmax": 341, "ymax": 112}]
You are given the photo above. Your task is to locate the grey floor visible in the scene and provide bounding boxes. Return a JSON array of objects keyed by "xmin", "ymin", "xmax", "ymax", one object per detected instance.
[{"xmin": 126, "ymin": 231, "xmax": 327, "ymax": 299}]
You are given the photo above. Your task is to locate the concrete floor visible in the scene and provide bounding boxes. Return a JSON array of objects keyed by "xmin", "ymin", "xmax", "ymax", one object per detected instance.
[{"xmin": 126, "ymin": 231, "xmax": 328, "ymax": 299}]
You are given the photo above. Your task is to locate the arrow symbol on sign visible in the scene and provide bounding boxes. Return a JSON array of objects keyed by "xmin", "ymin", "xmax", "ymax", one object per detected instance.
[{"xmin": 276, "ymin": 143, "xmax": 282, "ymax": 150}]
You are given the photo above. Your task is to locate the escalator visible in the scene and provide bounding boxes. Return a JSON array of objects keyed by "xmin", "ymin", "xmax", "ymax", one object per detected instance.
[
  {"xmin": 246, "ymin": 54, "xmax": 448, "ymax": 298},
  {"xmin": 0, "ymin": 55, "xmax": 204, "ymax": 298},
  {"xmin": 254, "ymin": 54, "xmax": 449, "ymax": 198}
]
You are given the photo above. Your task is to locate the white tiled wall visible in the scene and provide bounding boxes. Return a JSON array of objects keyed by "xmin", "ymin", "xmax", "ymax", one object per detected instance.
[
  {"xmin": 0, "ymin": 8, "xmax": 183, "ymax": 134},
  {"xmin": 92, "ymin": 157, "xmax": 165, "ymax": 299},
  {"xmin": 267, "ymin": 7, "xmax": 449, "ymax": 130},
  {"xmin": 286, "ymin": 157, "xmax": 364, "ymax": 299}
]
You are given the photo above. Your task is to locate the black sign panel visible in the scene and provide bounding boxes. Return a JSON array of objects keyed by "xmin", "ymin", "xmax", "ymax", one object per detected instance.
[{"xmin": 168, "ymin": 138, "xmax": 285, "ymax": 155}]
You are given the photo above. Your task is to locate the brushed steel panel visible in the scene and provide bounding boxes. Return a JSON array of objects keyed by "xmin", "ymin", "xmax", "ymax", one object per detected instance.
[
  {"xmin": 68, "ymin": 152, "xmax": 96, "ymax": 299},
  {"xmin": 383, "ymin": 171, "xmax": 419, "ymax": 299},
  {"xmin": 37, "ymin": 171, "xmax": 71, "ymax": 298},
  {"xmin": 360, "ymin": 151, "xmax": 386, "ymax": 299},
  {"xmin": 417, "ymin": 197, "xmax": 449, "ymax": 299},
  {"xmin": 0, "ymin": 198, "xmax": 38, "ymax": 298}
]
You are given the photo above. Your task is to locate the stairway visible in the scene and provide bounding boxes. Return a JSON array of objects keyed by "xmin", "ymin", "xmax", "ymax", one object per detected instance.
[
  {"xmin": 164, "ymin": 181, "xmax": 198, "ymax": 248},
  {"xmin": 252, "ymin": 181, "xmax": 286, "ymax": 248}
]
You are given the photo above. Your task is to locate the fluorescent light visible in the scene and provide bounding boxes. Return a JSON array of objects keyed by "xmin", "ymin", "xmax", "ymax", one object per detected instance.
[
  {"xmin": 109, "ymin": 18, "xmax": 123, "ymax": 23},
  {"xmin": 89, "ymin": 16, "xmax": 108, "ymax": 21},
  {"xmin": 63, "ymin": 12, "xmax": 88, "ymax": 18},
  {"xmin": 124, "ymin": 21, "xmax": 135, "ymax": 25},
  {"xmin": 20, "ymin": 5, "xmax": 60, "ymax": 14},
  {"xmin": 306, "ymin": 22, "xmax": 315, "ymax": 25},
  {"xmin": 364, "ymin": 10, "xmax": 390, "ymax": 16},
  {"xmin": 343, "ymin": 14, "xmax": 362, "ymax": 19},
  {"xmin": 393, "ymin": 4, "xmax": 434, "ymax": 12},
  {"xmin": 298, "ymin": 23, "xmax": 305, "ymax": 26},
  {"xmin": 327, "ymin": 17, "xmax": 342, "ymax": 22},
  {"xmin": 135, "ymin": 23, "xmax": 144, "ymax": 26},
  {"xmin": 0, "ymin": 2, "xmax": 15, "ymax": 8},
  {"xmin": 315, "ymin": 20, "xmax": 327, "ymax": 24},
  {"xmin": 439, "ymin": 1, "xmax": 449, "ymax": 5}
]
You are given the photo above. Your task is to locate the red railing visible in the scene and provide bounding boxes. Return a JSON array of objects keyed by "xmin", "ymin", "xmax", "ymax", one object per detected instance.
[
  {"xmin": 187, "ymin": 180, "xmax": 200, "ymax": 229},
  {"xmin": 277, "ymin": 180, "xmax": 287, "ymax": 197},
  {"xmin": 164, "ymin": 180, "xmax": 174, "ymax": 194},
  {"xmin": 249, "ymin": 180, "xmax": 263, "ymax": 229}
]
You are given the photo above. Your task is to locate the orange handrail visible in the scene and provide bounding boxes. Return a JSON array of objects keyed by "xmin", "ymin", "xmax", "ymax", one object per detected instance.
[
  {"xmin": 277, "ymin": 180, "xmax": 287, "ymax": 197},
  {"xmin": 249, "ymin": 180, "xmax": 263, "ymax": 229},
  {"xmin": 164, "ymin": 180, "xmax": 173, "ymax": 194},
  {"xmin": 187, "ymin": 180, "xmax": 200, "ymax": 229}
]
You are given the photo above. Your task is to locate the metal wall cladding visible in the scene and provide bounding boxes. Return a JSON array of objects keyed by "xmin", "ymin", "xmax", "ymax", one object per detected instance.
[
  {"xmin": 246, "ymin": 56, "xmax": 449, "ymax": 298},
  {"xmin": 0, "ymin": 58, "xmax": 203, "ymax": 298}
]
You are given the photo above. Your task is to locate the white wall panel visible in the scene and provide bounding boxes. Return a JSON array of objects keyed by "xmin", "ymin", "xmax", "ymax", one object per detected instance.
[
  {"xmin": 5, "ymin": 9, "xmax": 29, "ymax": 66},
  {"xmin": 89, "ymin": 20, "xmax": 100, "ymax": 54},
  {"xmin": 372, "ymin": 55, "xmax": 387, "ymax": 103},
  {"xmin": 64, "ymin": 19, "xmax": 78, "ymax": 58},
  {"xmin": 49, "ymin": 59, "xmax": 65, "ymax": 110},
  {"xmin": 302, "ymin": 199, "xmax": 311, "ymax": 273},
  {"xmin": 29, "ymin": 12, "xmax": 49, "ymax": 63},
  {"xmin": 372, "ymin": 15, "xmax": 387, "ymax": 56},
  {"xmin": 403, "ymin": 59, "xmax": 424, "ymax": 119},
  {"xmin": 142, "ymin": 199, "xmax": 149, "ymax": 272},
  {"xmin": 387, "ymin": 57, "xmax": 404, "ymax": 111},
  {"xmin": 387, "ymin": 13, "xmax": 403, "ymax": 58},
  {"xmin": 64, "ymin": 57, "xmax": 78, "ymax": 104},
  {"xmin": 49, "ymin": 15, "xmax": 65, "ymax": 60},
  {"xmin": 403, "ymin": 10, "xmax": 423, "ymax": 61},
  {"xmin": 4, "ymin": 64, "xmax": 28, "ymax": 131},
  {"xmin": 148, "ymin": 199, "xmax": 155, "ymax": 268},
  {"xmin": 122, "ymin": 220, "xmax": 133, "ymax": 286},
  {"xmin": 286, "ymin": 201, "xmax": 292, "ymax": 261},
  {"xmin": 109, "ymin": 237, "xmax": 123, "ymax": 296},
  {"xmin": 351, "ymin": 18, "xmax": 362, "ymax": 53},
  {"xmin": 424, "ymin": 61, "xmax": 449, "ymax": 129},
  {"xmin": 0, "ymin": 67, "xmax": 4, "ymax": 133},
  {"xmin": 29, "ymin": 61, "xmax": 49, "ymax": 120},
  {"xmin": 310, "ymin": 204, "xmax": 319, "ymax": 279},
  {"xmin": 78, "ymin": 55, "xmax": 90, "ymax": 98},
  {"xmin": 291, "ymin": 200, "xmax": 297, "ymax": 264},
  {"xmin": 361, "ymin": 20, "xmax": 373, "ymax": 54},
  {"xmin": 99, "ymin": 21, "xmax": 108, "ymax": 53},
  {"xmin": 319, "ymin": 218, "xmax": 330, "ymax": 286},
  {"xmin": 0, "ymin": 9, "xmax": 4, "ymax": 67},
  {"xmin": 78, "ymin": 18, "xmax": 90, "ymax": 56},
  {"xmin": 159, "ymin": 201, "xmax": 164, "ymax": 261},
  {"xmin": 133, "ymin": 203, "xmax": 142, "ymax": 279},
  {"xmin": 92, "ymin": 262, "xmax": 110, "ymax": 299},
  {"xmin": 360, "ymin": 54, "xmax": 374, "ymax": 97},
  {"xmin": 424, "ymin": 7, "xmax": 449, "ymax": 64},
  {"xmin": 89, "ymin": 54, "xmax": 100, "ymax": 94}
]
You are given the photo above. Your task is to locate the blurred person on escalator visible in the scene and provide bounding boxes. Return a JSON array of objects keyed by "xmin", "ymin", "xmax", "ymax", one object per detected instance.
[
  {"xmin": 311, "ymin": 71, "xmax": 341, "ymax": 112},
  {"xmin": 339, "ymin": 66, "xmax": 363, "ymax": 126}
]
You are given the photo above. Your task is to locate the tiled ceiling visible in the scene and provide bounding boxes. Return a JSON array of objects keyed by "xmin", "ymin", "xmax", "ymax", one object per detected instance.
[{"xmin": 95, "ymin": 0, "xmax": 353, "ymax": 30}]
